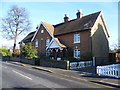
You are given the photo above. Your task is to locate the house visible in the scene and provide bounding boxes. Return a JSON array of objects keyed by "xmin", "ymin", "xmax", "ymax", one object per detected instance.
[{"xmin": 20, "ymin": 10, "xmax": 110, "ymax": 65}]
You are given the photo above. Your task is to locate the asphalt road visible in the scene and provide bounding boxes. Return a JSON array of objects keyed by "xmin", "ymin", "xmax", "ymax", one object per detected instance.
[{"xmin": 1, "ymin": 61, "xmax": 111, "ymax": 89}]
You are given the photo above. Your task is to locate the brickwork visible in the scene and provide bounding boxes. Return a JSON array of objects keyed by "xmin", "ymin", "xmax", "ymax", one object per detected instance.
[
  {"xmin": 32, "ymin": 24, "xmax": 52, "ymax": 56},
  {"xmin": 55, "ymin": 30, "xmax": 91, "ymax": 57}
]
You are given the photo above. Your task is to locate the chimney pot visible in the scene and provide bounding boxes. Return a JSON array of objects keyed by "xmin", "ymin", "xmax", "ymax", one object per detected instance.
[
  {"xmin": 36, "ymin": 25, "xmax": 39, "ymax": 29},
  {"xmin": 76, "ymin": 9, "xmax": 83, "ymax": 19},
  {"xmin": 64, "ymin": 14, "xmax": 69, "ymax": 23}
]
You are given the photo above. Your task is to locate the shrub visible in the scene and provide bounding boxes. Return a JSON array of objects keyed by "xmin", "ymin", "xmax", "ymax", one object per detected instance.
[
  {"xmin": 21, "ymin": 43, "xmax": 37, "ymax": 59},
  {"xmin": 63, "ymin": 57, "xmax": 79, "ymax": 62},
  {"xmin": 13, "ymin": 49, "xmax": 20, "ymax": 57},
  {"xmin": 0, "ymin": 48, "xmax": 12, "ymax": 56},
  {"xmin": 38, "ymin": 55, "xmax": 53, "ymax": 60},
  {"xmin": 80, "ymin": 52, "xmax": 93, "ymax": 61}
]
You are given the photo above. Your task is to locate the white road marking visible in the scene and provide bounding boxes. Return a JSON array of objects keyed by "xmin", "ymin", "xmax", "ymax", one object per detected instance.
[{"xmin": 12, "ymin": 70, "xmax": 32, "ymax": 80}]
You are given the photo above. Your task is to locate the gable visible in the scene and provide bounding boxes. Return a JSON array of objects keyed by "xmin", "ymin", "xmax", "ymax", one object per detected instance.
[
  {"xmin": 48, "ymin": 39, "xmax": 60, "ymax": 49},
  {"xmin": 31, "ymin": 21, "xmax": 54, "ymax": 41},
  {"xmin": 46, "ymin": 38, "xmax": 66, "ymax": 50},
  {"xmin": 91, "ymin": 12, "xmax": 110, "ymax": 39}
]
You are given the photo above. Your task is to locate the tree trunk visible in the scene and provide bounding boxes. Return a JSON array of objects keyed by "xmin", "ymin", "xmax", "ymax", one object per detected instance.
[{"xmin": 13, "ymin": 37, "xmax": 17, "ymax": 56}]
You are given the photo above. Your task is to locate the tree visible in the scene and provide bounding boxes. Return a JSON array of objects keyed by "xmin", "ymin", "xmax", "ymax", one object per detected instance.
[
  {"xmin": 21, "ymin": 43, "xmax": 37, "ymax": 59},
  {"xmin": 1, "ymin": 5, "xmax": 31, "ymax": 55},
  {"xmin": 0, "ymin": 48, "xmax": 12, "ymax": 56},
  {"xmin": 110, "ymin": 42, "xmax": 119, "ymax": 51}
]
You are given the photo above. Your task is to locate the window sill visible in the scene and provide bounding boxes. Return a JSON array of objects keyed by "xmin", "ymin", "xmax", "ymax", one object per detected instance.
[
  {"xmin": 74, "ymin": 57, "xmax": 80, "ymax": 59},
  {"xmin": 74, "ymin": 42, "xmax": 80, "ymax": 44}
]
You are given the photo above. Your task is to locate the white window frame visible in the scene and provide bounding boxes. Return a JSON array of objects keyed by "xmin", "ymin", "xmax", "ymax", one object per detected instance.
[
  {"xmin": 35, "ymin": 39, "xmax": 38, "ymax": 47},
  {"xmin": 74, "ymin": 34, "xmax": 80, "ymax": 43},
  {"xmin": 46, "ymin": 49, "xmax": 51, "ymax": 56},
  {"xmin": 74, "ymin": 49, "xmax": 80, "ymax": 59},
  {"xmin": 46, "ymin": 38, "xmax": 50, "ymax": 46},
  {"xmin": 41, "ymin": 30, "xmax": 44, "ymax": 33}
]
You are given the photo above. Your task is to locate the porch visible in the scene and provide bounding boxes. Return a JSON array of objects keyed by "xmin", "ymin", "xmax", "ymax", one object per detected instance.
[{"xmin": 46, "ymin": 38, "xmax": 66, "ymax": 60}]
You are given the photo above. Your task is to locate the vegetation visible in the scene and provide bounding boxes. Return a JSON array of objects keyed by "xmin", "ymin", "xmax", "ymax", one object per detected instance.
[
  {"xmin": 63, "ymin": 57, "xmax": 78, "ymax": 62},
  {"xmin": 1, "ymin": 5, "xmax": 31, "ymax": 55},
  {"xmin": 13, "ymin": 49, "xmax": 20, "ymax": 57},
  {"xmin": 80, "ymin": 52, "xmax": 93, "ymax": 61},
  {"xmin": 38, "ymin": 55, "xmax": 54, "ymax": 60},
  {"xmin": 21, "ymin": 43, "xmax": 37, "ymax": 59},
  {"xmin": 117, "ymin": 49, "xmax": 120, "ymax": 53},
  {"xmin": 0, "ymin": 48, "xmax": 12, "ymax": 56}
]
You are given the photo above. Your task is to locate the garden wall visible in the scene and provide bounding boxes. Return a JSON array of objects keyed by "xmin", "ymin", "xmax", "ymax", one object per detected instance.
[
  {"xmin": 2, "ymin": 57, "xmax": 69, "ymax": 69},
  {"xmin": 39, "ymin": 59, "xmax": 69, "ymax": 70}
]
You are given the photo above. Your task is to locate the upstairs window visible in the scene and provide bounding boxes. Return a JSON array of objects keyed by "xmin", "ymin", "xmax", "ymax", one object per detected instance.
[
  {"xmin": 46, "ymin": 38, "xmax": 50, "ymax": 46},
  {"xmin": 41, "ymin": 30, "xmax": 44, "ymax": 33},
  {"xmin": 74, "ymin": 34, "xmax": 80, "ymax": 43},
  {"xmin": 35, "ymin": 39, "xmax": 38, "ymax": 47},
  {"xmin": 74, "ymin": 49, "xmax": 80, "ymax": 59}
]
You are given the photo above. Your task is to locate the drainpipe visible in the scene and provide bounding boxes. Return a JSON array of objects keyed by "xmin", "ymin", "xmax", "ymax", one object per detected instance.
[{"xmin": 90, "ymin": 30, "xmax": 95, "ymax": 66}]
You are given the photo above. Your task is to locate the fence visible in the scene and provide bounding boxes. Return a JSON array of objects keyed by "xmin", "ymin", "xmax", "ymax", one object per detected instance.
[
  {"xmin": 97, "ymin": 64, "xmax": 120, "ymax": 78},
  {"xmin": 70, "ymin": 61, "xmax": 93, "ymax": 69}
]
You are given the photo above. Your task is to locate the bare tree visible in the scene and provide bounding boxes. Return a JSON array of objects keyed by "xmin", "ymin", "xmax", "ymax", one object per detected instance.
[
  {"xmin": 2, "ymin": 5, "xmax": 31, "ymax": 55},
  {"xmin": 110, "ymin": 41, "xmax": 119, "ymax": 51}
]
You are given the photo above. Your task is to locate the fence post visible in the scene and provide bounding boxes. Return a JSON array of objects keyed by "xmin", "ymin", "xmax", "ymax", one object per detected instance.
[
  {"xmin": 67, "ymin": 61, "xmax": 70, "ymax": 70},
  {"xmin": 93, "ymin": 57, "xmax": 96, "ymax": 66}
]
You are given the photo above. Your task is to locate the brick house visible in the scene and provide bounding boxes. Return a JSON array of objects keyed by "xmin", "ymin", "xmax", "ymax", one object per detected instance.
[{"xmin": 20, "ymin": 10, "xmax": 110, "ymax": 64}]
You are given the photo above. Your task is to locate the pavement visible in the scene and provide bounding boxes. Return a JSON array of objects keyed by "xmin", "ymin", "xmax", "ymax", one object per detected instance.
[{"xmin": 5, "ymin": 61, "xmax": 120, "ymax": 89}]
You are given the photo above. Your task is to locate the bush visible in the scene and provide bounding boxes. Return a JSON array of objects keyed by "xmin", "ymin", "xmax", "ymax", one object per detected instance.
[
  {"xmin": 13, "ymin": 49, "xmax": 20, "ymax": 57},
  {"xmin": 63, "ymin": 57, "xmax": 79, "ymax": 62},
  {"xmin": 0, "ymin": 48, "xmax": 12, "ymax": 56},
  {"xmin": 38, "ymin": 55, "xmax": 53, "ymax": 60},
  {"xmin": 80, "ymin": 52, "xmax": 93, "ymax": 61},
  {"xmin": 21, "ymin": 43, "xmax": 37, "ymax": 59}
]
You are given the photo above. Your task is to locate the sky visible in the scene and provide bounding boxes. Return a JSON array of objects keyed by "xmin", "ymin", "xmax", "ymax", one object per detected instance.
[{"xmin": 0, "ymin": 0, "xmax": 119, "ymax": 49}]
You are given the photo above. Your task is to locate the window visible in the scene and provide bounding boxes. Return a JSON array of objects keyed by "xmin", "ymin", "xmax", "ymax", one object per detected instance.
[
  {"xmin": 35, "ymin": 39, "xmax": 38, "ymax": 47},
  {"xmin": 74, "ymin": 49, "xmax": 80, "ymax": 58},
  {"xmin": 74, "ymin": 34, "xmax": 80, "ymax": 43},
  {"xmin": 46, "ymin": 38, "xmax": 50, "ymax": 46},
  {"xmin": 46, "ymin": 50, "xmax": 50, "ymax": 56},
  {"xmin": 41, "ymin": 30, "xmax": 44, "ymax": 33}
]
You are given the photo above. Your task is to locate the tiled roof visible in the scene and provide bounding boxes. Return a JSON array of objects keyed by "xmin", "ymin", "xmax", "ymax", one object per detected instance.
[
  {"xmin": 21, "ymin": 31, "xmax": 35, "ymax": 43},
  {"xmin": 54, "ymin": 11, "xmax": 101, "ymax": 36},
  {"xmin": 42, "ymin": 21, "xmax": 54, "ymax": 35},
  {"xmin": 54, "ymin": 38, "xmax": 66, "ymax": 48},
  {"xmin": 20, "ymin": 11, "xmax": 101, "ymax": 45}
]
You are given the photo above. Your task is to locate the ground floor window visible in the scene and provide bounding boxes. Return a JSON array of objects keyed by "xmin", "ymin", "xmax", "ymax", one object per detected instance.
[
  {"xmin": 46, "ymin": 50, "xmax": 51, "ymax": 56},
  {"xmin": 74, "ymin": 49, "xmax": 80, "ymax": 58}
]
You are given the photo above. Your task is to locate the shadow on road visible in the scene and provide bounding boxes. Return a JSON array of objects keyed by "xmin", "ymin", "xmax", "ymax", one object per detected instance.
[{"xmin": 90, "ymin": 81, "xmax": 120, "ymax": 88}]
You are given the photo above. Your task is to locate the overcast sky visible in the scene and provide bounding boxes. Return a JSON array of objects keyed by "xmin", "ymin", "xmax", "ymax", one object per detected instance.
[{"xmin": 0, "ymin": 0, "xmax": 119, "ymax": 49}]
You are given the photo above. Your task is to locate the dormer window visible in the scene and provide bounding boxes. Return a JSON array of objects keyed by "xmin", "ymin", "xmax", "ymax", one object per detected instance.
[
  {"xmin": 35, "ymin": 39, "xmax": 38, "ymax": 47},
  {"xmin": 74, "ymin": 34, "xmax": 80, "ymax": 43},
  {"xmin": 46, "ymin": 38, "xmax": 50, "ymax": 46},
  {"xmin": 41, "ymin": 30, "xmax": 44, "ymax": 33}
]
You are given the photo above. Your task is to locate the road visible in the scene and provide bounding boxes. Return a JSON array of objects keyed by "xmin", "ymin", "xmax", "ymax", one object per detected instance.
[{"xmin": 1, "ymin": 61, "xmax": 110, "ymax": 89}]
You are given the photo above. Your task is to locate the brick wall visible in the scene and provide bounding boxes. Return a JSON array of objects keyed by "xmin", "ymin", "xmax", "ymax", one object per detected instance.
[
  {"xmin": 9, "ymin": 57, "xmax": 35, "ymax": 65},
  {"xmin": 2, "ymin": 57, "xmax": 69, "ymax": 69},
  {"xmin": 91, "ymin": 17, "xmax": 109, "ymax": 64},
  {"xmin": 39, "ymin": 59, "xmax": 69, "ymax": 69},
  {"xmin": 55, "ymin": 30, "xmax": 91, "ymax": 57},
  {"xmin": 32, "ymin": 24, "xmax": 52, "ymax": 56}
]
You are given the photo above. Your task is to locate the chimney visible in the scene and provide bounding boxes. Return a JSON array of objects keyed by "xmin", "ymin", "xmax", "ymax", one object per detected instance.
[
  {"xmin": 64, "ymin": 14, "xmax": 69, "ymax": 23},
  {"xmin": 76, "ymin": 9, "xmax": 83, "ymax": 19},
  {"xmin": 36, "ymin": 25, "xmax": 39, "ymax": 30}
]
